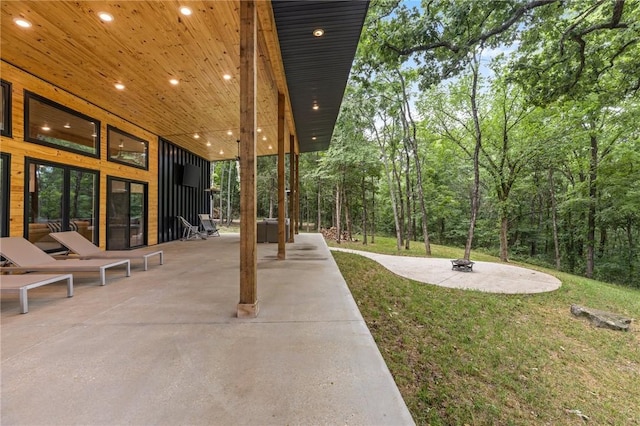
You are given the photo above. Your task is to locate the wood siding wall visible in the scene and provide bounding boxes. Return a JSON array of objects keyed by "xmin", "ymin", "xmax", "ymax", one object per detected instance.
[
  {"xmin": 0, "ymin": 61, "xmax": 163, "ymax": 247},
  {"xmin": 157, "ymin": 138, "xmax": 210, "ymax": 243}
]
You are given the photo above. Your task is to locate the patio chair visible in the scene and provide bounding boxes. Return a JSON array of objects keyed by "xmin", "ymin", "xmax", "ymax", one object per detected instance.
[
  {"xmin": 198, "ymin": 214, "xmax": 220, "ymax": 237},
  {"xmin": 50, "ymin": 231, "xmax": 163, "ymax": 271},
  {"xmin": 0, "ymin": 237, "xmax": 130, "ymax": 285},
  {"xmin": 0, "ymin": 273, "xmax": 73, "ymax": 313},
  {"xmin": 177, "ymin": 216, "xmax": 205, "ymax": 240}
]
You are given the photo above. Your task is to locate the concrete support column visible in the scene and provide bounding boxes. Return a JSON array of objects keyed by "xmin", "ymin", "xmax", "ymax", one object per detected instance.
[{"xmin": 237, "ymin": 0, "xmax": 259, "ymax": 318}]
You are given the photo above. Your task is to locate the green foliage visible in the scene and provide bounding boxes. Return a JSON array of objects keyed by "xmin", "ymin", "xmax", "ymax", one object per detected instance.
[{"xmin": 299, "ymin": 0, "xmax": 640, "ymax": 288}]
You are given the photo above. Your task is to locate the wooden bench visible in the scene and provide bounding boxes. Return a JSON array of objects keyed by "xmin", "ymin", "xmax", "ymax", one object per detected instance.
[
  {"xmin": 0, "ymin": 273, "xmax": 73, "ymax": 313},
  {"xmin": 451, "ymin": 259, "xmax": 474, "ymax": 272}
]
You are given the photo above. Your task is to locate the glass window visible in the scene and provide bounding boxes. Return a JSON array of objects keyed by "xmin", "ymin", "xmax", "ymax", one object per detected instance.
[
  {"xmin": 0, "ymin": 153, "xmax": 9, "ymax": 236},
  {"xmin": 1, "ymin": 80, "xmax": 11, "ymax": 137},
  {"xmin": 24, "ymin": 91, "xmax": 100, "ymax": 158},
  {"xmin": 25, "ymin": 159, "xmax": 98, "ymax": 251},
  {"xmin": 107, "ymin": 125, "xmax": 148, "ymax": 169}
]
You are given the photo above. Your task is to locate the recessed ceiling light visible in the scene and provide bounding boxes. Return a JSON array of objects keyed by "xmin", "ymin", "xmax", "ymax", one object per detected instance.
[
  {"xmin": 114, "ymin": 83, "xmax": 125, "ymax": 90},
  {"xmin": 268, "ymin": 144, "xmax": 273, "ymax": 150},
  {"xmin": 194, "ymin": 133, "xmax": 200, "ymax": 139},
  {"xmin": 312, "ymin": 104, "xmax": 319, "ymax": 110},
  {"xmin": 41, "ymin": 124, "xmax": 51, "ymax": 131},
  {"xmin": 14, "ymin": 18, "xmax": 32, "ymax": 28},
  {"xmin": 312, "ymin": 136, "xmax": 317, "ymax": 140},
  {"xmin": 98, "ymin": 12, "xmax": 113, "ymax": 22},
  {"xmin": 227, "ymin": 130, "xmax": 233, "ymax": 136},
  {"xmin": 223, "ymin": 74, "xmax": 232, "ymax": 80},
  {"xmin": 63, "ymin": 123, "xmax": 71, "ymax": 129},
  {"xmin": 118, "ymin": 142, "xmax": 124, "ymax": 148},
  {"xmin": 257, "ymin": 128, "xmax": 262, "ymax": 133},
  {"xmin": 262, "ymin": 136, "xmax": 267, "ymax": 141},
  {"xmin": 180, "ymin": 7, "xmax": 192, "ymax": 16},
  {"xmin": 169, "ymin": 78, "xmax": 179, "ymax": 85},
  {"xmin": 313, "ymin": 28, "xmax": 324, "ymax": 37},
  {"xmin": 91, "ymin": 133, "xmax": 97, "ymax": 137},
  {"xmin": 219, "ymin": 149, "xmax": 224, "ymax": 155},
  {"xmin": 206, "ymin": 141, "xmax": 211, "ymax": 147}
]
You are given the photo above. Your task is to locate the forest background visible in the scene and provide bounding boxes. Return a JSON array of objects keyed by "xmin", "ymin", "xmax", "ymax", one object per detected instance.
[{"xmin": 212, "ymin": 0, "xmax": 640, "ymax": 289}]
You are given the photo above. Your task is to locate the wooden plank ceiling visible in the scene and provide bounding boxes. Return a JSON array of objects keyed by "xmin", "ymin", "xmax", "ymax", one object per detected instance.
[{"xmin": 0, "ymin": 1, "xmax": 368, "ymax": 161}]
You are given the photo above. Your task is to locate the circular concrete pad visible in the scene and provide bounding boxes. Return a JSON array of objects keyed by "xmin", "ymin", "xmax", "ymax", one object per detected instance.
[{"xmin": 330, "ymin": 248, "xmax": 561, "ymax": 294}]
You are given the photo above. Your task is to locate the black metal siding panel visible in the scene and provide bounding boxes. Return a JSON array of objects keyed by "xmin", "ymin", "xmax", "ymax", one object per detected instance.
[
  {"xmin": 158, "ymin": 138, "xmax": 210, "ymax": 243},
  {"xmin": 272, "ymin": 1, "xmax": 369, "ymax": 153}
]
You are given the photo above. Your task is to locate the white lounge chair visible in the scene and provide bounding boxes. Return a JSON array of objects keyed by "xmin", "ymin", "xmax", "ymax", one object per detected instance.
[
  {"xmin": 198, "ymin": 214, "xmax": 220, "ymax": 237},
  {"xmin": 177, "ymin": 216, "xmax": 205, "ymax": 240},
  {"xmin": 0, "ymin": 273, "xmax": 73, "ymax": 313},
  {"xmin": 0, "ymin": 237, "xmax": 130, "ymax": 285},
  {"xmin": 50, "ymin": 231, "xmax": 163, "ymax": 271}
]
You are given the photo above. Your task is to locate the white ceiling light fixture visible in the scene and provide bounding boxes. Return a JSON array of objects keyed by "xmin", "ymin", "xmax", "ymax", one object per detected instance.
[
  {"xmin": 227, "ymin": 130, "xmax": 233, "ymax": 136},
  {"xmin": 313, "ymin": 28, "xmax": 324, "ymax": 37},
  {"xmin": 206, "ymin": 141, "xmax": 211, "ymax": 147},
  {"xmin": 312, "ymin": 104, "xmax": 319, "ymax": 110},
  {"xmin": 193, "ymin": 133, "xmax": 200, "ymax": 139},
  {"xmin": 223, "ymin": 74, "xmax": 232, "ymax": 81},
  {"xmin": 114, "ymin": 83, "xmax": 125, "ymax": 90},
  {"xmin": 14, "ymin": 17, "xmax": 32, "ymax": 28},
  {"xmin": 98, "ymin": 12, "xmax": 114, "ymax": 22},
  {"xmin": 180, "ymin": 7, "xmax": 192, "ymax": 16},
  {"xmin": 219, "ymin": 149, "xmax": 224, "ymax": 155},
  {"xmin": 41, "ymin": 124, "xmax": 51, "ymax": 131},
  {"xmin": 63, "ymin": 123, "xmax": 71, "ymax": 129},
  {"xmin": 169, "ymin": 78, "xmax": 179, "ymax": 85}
]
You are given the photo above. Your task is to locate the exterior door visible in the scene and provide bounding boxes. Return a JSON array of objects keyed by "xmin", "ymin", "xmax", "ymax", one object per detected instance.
[
  {"xmin": 107, "ymin": 177, "xmax": 147, "ymax": 250},
  {"xmin": 25, "ymin": 159, "xmax": 98, "ymax": 251}
]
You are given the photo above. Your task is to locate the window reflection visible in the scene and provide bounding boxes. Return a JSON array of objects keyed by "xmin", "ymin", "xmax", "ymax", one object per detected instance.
[
  {"xmin": 25, "ymin": 92, "xmax": 99, "ymax": 157},
  {"xmin": 107, "ymin": 125, "xmax": 148, "ymax": 169}
]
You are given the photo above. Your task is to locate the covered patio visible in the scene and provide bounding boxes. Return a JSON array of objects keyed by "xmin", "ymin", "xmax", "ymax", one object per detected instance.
[{"xmin": 1, "ymin": 234, "xmax": 414, "ymax": 424}]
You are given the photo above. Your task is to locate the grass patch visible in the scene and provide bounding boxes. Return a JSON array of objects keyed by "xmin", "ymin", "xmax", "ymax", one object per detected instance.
[{"xmin": 331, "ymin": 236, "xmax": 640, "ymax": 425}]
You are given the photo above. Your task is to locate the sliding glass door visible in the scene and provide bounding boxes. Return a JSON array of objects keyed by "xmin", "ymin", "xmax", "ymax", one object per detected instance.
[
  {"xmin": 107, "ymin": 177, "xmax": 147, "ymax": 250},
  {"xmin": 25, "ymin": 159, "xmax": 98, "ymax": 251}
]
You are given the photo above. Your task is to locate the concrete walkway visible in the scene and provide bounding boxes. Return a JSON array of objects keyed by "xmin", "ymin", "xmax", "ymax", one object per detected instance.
[
  {"xmin": 1, "ymin": 234, "xmax": 414, "ymax": 425},
  {"xmin": 330, "ymin": 248, "xmax": 561, "ymax": 294}
]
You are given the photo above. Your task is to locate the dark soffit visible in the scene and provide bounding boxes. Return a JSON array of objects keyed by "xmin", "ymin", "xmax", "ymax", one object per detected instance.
[{"xmin": 272, "ymin": 1, "xmax": 369, "ymax": 153}]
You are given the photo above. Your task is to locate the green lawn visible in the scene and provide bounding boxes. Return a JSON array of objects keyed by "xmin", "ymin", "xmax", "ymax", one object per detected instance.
[{"xmin": 330, "ymin": 237, "xmax": 640, "ymax": 425}]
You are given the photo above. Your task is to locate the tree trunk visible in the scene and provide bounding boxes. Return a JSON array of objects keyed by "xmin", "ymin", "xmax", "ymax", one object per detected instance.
[
  {"xmin": 226, "ymin": 161, "xmax": 234, "ymax": 226},
  {"xmin": 343, "ymin": 185, "xmax": 352, "ymax": 242},
  {"xmin": 371, "ymin": 177, "xmax": 376, "ymax": 244},
  {"xmin": 362, "ymin": 174, "xmax": 368, "ymax": 245},
  {"xmin": 393, "ymin": 157, "xmax": 406, "ymax": 250},
  {"xmin": 464, "ymin": 58, "xmax": 482, "ymax": 261},
  {"xmin": 548, "ymin": 168, "xmax": 561, "ymax": 270},
  {"xmin": 317, "ymin": 180, "xmax": 321, "ymax": 232},
  {"xmin": 335, "ymin": 181, "xmax": 342, "ymax": 244},
  {"xmin": 586, "ymin": 133, "xmax": 598, "ymax": 278},
  {"xmin": 396, "ymin": 69, "xmax": 431, "ymax": 255},
  {"xmin": 404, "ymin": 145, "xmax": 412, "ymax": 250},
  {"xmin": 499, "ymin": 212, "xmax": 509, "ymax": 262}
]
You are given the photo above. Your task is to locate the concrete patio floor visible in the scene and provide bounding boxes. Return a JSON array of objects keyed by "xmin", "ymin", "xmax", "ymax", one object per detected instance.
[{"xmin": 1, "ymin": 233, "xmax": 414, "ymax": 425}]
